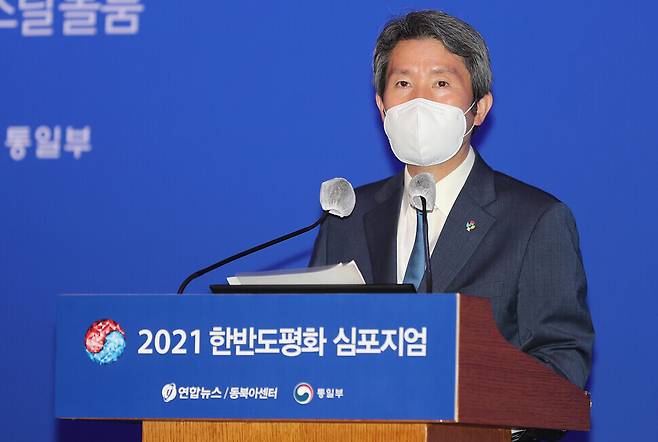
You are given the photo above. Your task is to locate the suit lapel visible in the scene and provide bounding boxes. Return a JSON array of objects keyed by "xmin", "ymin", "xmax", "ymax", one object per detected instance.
[
  {"xmin": 422, "ymin": 153, "xmax": 497, "ymax": 292},
  {"xmin": 364, "ymin": 173, "xmax": 404, "ymax": 284}
]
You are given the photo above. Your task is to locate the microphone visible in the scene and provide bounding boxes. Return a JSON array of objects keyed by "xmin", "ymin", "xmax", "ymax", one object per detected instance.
[
  {"xmin": 408, "ymin": 172, "xmax": 436, "ymax": 293},
  {"xmin": 409, "ymin": 172, "xmax": 436, "ymax": 211},
  {"xmin": 177, "ymin": 178, "xmax": 356, "ymax": 294},
  {"xmin": 320, "ymin": 177, "xmax": 356, "ymax": 217}
]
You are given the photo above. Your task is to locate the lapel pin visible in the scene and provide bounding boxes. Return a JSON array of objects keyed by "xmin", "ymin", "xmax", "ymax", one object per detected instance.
[{"xmin": 466, "ymin": 219, "xmax": 476, "ymax": 232}]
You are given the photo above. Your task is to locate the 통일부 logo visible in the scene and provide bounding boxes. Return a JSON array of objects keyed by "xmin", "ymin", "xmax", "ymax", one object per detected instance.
[
  {"xmin": 84, "ymin": 319, "xmax": 126, "ymax": 365},
  {"xmin": 293, "ymin": 383, "xmax": 314, "ymax": 405},
  {"xmin": 162, "ymin": 383, "xmax": 177, "ymax": 402}
]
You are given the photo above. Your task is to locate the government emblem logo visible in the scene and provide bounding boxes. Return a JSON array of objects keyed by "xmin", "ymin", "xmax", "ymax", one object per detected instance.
[{"xmin": 293, "ymin": 383, "xmax": 314, "ymax": 405}]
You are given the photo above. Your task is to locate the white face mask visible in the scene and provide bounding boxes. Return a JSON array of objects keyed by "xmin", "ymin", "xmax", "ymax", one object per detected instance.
[{"xmin": 383, "ymin": 98, "xmax": 476, "ymax": 167}]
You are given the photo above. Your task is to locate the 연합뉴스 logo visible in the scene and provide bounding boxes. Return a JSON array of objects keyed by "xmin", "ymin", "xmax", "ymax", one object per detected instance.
[{"xmin": 162, "ymin": 383, "xmax": 177, "ymax": 402}]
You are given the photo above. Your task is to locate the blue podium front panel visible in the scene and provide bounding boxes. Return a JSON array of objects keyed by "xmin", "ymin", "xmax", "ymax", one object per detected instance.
[{"xmin": 55, "ymin": 293, "xmax": 457, "ymax": 421}]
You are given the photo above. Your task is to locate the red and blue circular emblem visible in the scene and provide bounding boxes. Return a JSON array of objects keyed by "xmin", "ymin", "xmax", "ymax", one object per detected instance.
[{"xmin": 84, "ymin": 319, "xmax": 126, "ymax": 365}]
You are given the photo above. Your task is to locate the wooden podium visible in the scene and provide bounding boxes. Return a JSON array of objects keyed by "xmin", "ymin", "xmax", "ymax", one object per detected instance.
[
  {"xmin": 143, "ymin": 421, "xmax": 511, "ymax": 442},
  {"xmin": 140, "ymin": 295, "xmax": 589, "ymax": 442}
]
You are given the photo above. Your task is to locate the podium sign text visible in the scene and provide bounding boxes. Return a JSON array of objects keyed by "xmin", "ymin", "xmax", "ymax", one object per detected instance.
[{"xmin": 55, "ymin": 293, "xmax": 457, "ymax": 420}]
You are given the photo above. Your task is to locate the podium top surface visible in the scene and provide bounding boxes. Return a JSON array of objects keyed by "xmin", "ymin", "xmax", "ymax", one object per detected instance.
[{"xmin": 209, "ymin": 284, "xmax": 416, "ymax": 294}]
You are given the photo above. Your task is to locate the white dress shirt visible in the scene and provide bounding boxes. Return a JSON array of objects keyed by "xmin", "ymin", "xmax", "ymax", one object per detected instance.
[{"xmin": 396, "ymin": 146, "xmax": 476, "ymax": 283}]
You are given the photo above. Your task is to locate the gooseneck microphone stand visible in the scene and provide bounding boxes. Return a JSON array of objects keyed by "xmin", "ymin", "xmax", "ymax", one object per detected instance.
[
  {"xmin": 177, "ymin": 212, "xmax": 329, "ymax": 294},
  {"xmin": 420, "ymin": 197, "xmax": 433, "ymax": 293}
]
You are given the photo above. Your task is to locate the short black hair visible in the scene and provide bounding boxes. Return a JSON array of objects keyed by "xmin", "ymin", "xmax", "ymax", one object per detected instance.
[{"xmin": 373, "ymin": 10, "xmax": 492, "ymax": 103}]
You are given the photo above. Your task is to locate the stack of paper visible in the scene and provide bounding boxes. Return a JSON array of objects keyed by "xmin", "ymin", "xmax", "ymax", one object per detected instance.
[{"xmin": 227, "ymin": 261, "xmax": 365, "ymax": 285}]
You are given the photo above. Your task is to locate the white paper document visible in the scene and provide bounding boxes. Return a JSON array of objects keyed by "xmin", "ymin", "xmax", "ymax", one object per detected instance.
[{"xmin": 227, "ymin": 260, "xmax": 365, "ymax": 286}]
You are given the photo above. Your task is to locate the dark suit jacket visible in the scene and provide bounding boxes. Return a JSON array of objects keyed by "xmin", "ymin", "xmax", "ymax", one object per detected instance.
[{"xmin": 310, "ymin": 153, "xmax": 594, "ymax": 388}]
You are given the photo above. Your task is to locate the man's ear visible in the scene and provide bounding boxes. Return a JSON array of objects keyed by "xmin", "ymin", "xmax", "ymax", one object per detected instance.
[
  {"xmin": 474, "ymin": 92, "xmax": 493, "ymax": 126},
  {"xmin": 375, "ymin": 95, "xmax": 386, "ymax": 122}
]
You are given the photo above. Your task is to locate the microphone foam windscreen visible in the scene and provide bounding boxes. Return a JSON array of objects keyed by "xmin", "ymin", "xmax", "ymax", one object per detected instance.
[
  {"xmin": 408, "ymin": 172, "xmax": 436, "ymax": 211},
  {"xmin": 320, "ymin": 177, "xmax": 356, "ymax": 218}
]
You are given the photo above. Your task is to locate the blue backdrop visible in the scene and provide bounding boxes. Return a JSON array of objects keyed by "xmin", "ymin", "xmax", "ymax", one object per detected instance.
[{"xmin": 1, "ymin": 1, "xmax": 656, "ymax": 441}]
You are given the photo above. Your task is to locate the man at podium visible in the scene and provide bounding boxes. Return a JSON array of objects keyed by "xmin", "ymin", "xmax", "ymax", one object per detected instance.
[{"xmin": 311, "ymin": 10, "xmax": 594, "ymax": 390}]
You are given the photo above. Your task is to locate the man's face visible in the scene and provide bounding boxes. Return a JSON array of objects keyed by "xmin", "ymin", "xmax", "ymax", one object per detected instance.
[{"xmin": 376, "ymin": 38, "xmax": 490, "ymax": 129}]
